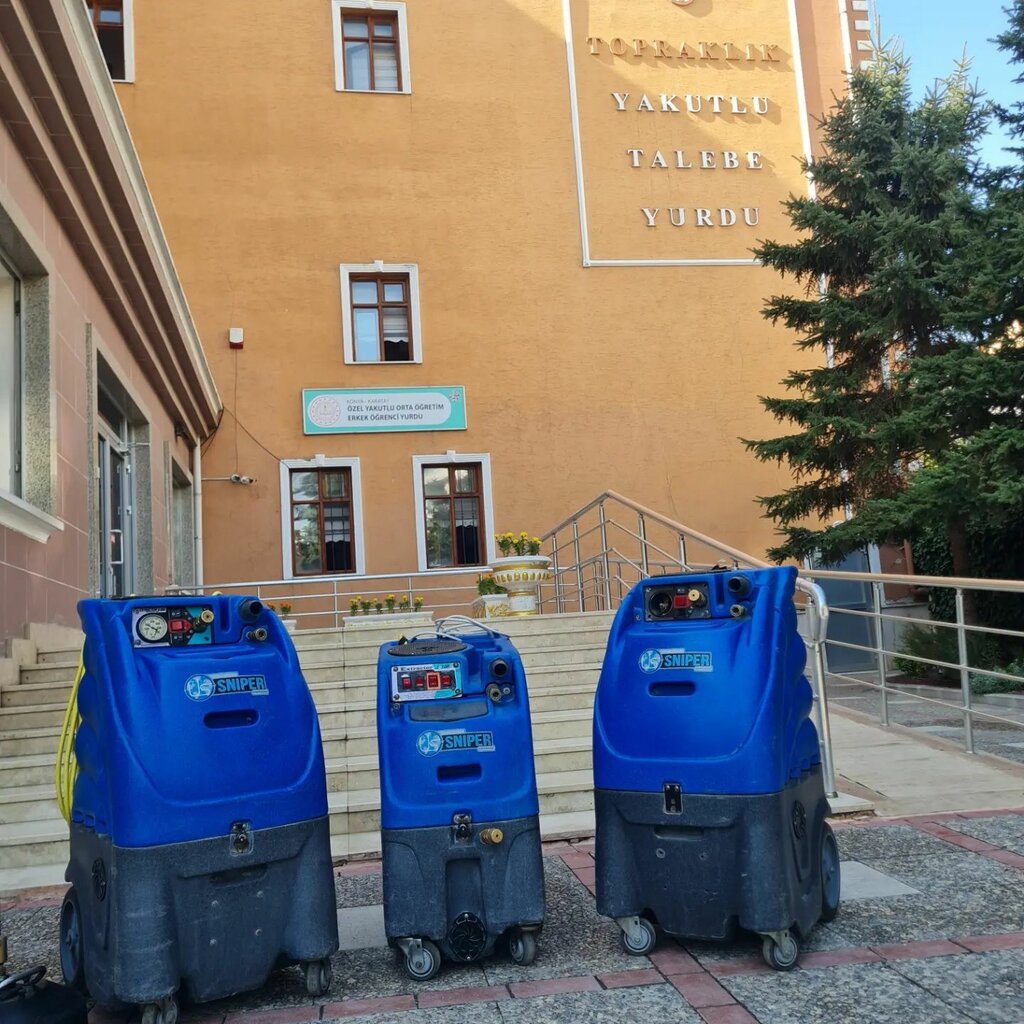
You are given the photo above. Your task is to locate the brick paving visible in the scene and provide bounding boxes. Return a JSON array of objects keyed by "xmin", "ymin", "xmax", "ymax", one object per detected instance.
[{"xmin": 0, "ymin": 810, "xmax": 1022, "ymax": 1023}]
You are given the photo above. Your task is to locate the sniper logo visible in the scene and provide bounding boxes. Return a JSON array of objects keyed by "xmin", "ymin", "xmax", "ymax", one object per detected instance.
[
  {"xmin": 185, "ymin": 672, "xmax": 269, "ymax": 701},
  {"xmin": 417, "ymin": 729, "xmax": 496, "ymax": 757},
  {"xmin": 639, "ymin": 649, "xmax": 713, "ymax": 673},
  {"xmin": 185, "ymin": 674, "xmax": 215, "ymax": 701}
]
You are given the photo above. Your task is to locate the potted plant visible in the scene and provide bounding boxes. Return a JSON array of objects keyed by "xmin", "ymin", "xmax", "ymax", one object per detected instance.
[
  {"xmin": 472, "ymin": 574, "xmax": 511, "ymax": 619},
  {"xmin": 399, "ymin": 595, "xmax": 411, "ymax": 612},
  {"xmin": 279, "ymin": 602, "xmax": 297, "ymax": 633},
  {"xmin": 386, "ymin": 593, "xmax": 397, "ymax": 613},
  {"xmin": 342, "ymin": 591, "xmax": 433, "ymax": 629},
  {"xmin": 489, "ymin": 532, "xmax": 551, "ymax": 616},
  {"xmin": 350, "ymin": 597, "xmax": 362, "ymax": 616}
]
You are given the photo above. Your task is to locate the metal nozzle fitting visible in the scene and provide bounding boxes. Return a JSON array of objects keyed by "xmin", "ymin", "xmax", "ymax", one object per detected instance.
[{"xmin": 480, "ymin": 828, "xmax": 504, "ymax": 845}]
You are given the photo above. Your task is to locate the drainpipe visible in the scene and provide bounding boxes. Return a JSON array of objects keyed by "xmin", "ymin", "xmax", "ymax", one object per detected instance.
[{"xmin": 193, "ymin": 442, "xmax": 204, "ymax": 589}]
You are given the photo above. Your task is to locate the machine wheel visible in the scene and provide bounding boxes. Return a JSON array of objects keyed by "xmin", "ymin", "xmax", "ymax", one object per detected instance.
[
  {"xmin": 304, "ymin": 957, "xmax": 333, "ymax": 997},
  {"xmin": 59, "ymin": 886, "xmax": 87, "ymax": 995},
  {"xmin": 619, "ymin": 917, "xmax": 657, "ymax": 957},
  {"xmin": 404, "ymin": 939, "xmax": 441, "ymax": 981},
  {"xmin": 820, "ymin": 822, "xmax": 841, "ymax": 923},
  {"xmin": 508, "ymin": 929, "xmax": 538, "ymax": 967},
  {"xmin": 761, "ymin": 932, "xmax": 799, "ymax": 972},
  {"xmin": 141, "ymin": 996, "xmax": 178, "ymax": 1024}
]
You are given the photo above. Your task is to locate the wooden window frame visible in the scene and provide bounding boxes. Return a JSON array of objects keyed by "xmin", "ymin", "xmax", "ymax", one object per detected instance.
[
  {"xmin": 349, "ymin": 273, "xmax": 412, "ymax": 363},
  {"xmin": 421, "ymin": 463, "xmax": 485, "ymax": 570},
  {"xmin": 339, "ymin": 263, "xmax": 422, "ymax": 364},
  {"xmin": 340, "ymin": 10, "xmax": 402, "ymax": 92},
  {"xmin": 87, "ymin": 0, "xmax": 135, "ymax": 82},
  {"xmin": 332, "ymin": 1, "xmax": 411, "ymax": 95},
  {"xmin": 289, "ymin": 467, "xmax": 356, "ymax": 577}
]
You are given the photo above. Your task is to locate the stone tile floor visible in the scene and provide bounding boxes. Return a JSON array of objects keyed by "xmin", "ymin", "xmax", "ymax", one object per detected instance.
[{"xmin": 2, "ymin": 810, "xmax": 1024, "ymax": 1024}]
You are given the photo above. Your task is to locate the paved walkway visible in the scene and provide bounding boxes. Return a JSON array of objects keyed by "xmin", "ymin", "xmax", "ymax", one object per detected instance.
[
  {"xmin": 830, "ymin": 708, "xmax": 1024, "ymax": 816},
  {"xmin": 3, "ymin": 810, "xmax": 1024, "ymax": 1024}
]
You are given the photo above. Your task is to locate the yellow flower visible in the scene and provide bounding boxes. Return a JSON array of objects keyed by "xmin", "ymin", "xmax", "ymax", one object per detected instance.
[
  {"xmin": 532, "ymin": 537, "xmax": 541, "ymax": 544},
  {"xmin": 387, "ymin": 593, "xmax": 395, "ymax": 600},
  {"xmin": 520, "ymin": 531, "xmax": 528, "ymax": 538}
]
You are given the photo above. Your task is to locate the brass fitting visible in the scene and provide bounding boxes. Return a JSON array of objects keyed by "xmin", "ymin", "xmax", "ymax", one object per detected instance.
[
  {"xmin": 480, "ymin": 828, "xmax": 504, "ymax": 845},
  {"xmin": 687, "ymin": 588, "xmax": 705, "ymax": 605},
  {"xmin": 199, "ymin": 609, "xmax": 215, "ymax": 624}
]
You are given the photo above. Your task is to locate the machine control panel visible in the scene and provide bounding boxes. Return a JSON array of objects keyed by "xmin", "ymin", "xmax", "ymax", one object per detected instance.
[
  {"xmin": 644, "ymin": 583, "xmax": 712, "ymax": 622},
  {"xmin": 390, "ymin": 661, "xmax": 463, "ymax": 703},
  {"xmin": 131, "ymin": 606, "xmax": 215, "ymax": 647}
]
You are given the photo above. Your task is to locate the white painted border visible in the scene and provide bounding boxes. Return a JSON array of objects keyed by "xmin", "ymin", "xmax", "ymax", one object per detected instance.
[
  {"xmin": 331, "ymin": 0, "xmax": 412, "ymax": 94},
  {"xmin": 113, "ymin": 0, "xmax": 135, "ymax": 83},
  {"xmin": 560, "ymin": 0, "xmax": 815, "ymax": 267},
  {"xmin": 838, "ymin": 0, "xmax": 854, "ymax": 79},
  {"xmin": 339, "ymin": 262, "xmax": 422, "ymax": 364},
  {"xmin": 279, "ymin": 457, "xmax": 366, "ymax": 579},
  {"xmin": 412, "ymin": 453, "xmax": 495, "ymax": 573}
]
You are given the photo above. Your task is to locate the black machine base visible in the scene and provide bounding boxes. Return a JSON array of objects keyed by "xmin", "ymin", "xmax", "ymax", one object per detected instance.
[
  {"xmin": 382, "ymin": 814, "xmax": 544, "ymax": 976},
  {"xmin": 64, "ymin": 815, "xmax": 338, "ymax": 1009},
  {"xmin": 595, "ymin": 768, "xmax": 834, "ymax": 949}
]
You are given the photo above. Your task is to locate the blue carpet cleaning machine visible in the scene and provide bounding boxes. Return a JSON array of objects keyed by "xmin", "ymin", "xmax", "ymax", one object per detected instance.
[
  {"xmin": 376, "ymin": 618, "xmax": 544, "ymax": 980},
  {"xmin": 593, "ymin": 567, "xmax": 840, "ymax": 970},
  {"xmin": 59, "ymin": 597, "xmax": 338, "ymax": 1024}
]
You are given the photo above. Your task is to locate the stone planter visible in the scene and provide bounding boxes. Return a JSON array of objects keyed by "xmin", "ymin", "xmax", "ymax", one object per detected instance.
[
  {"xmin": 472, "ymin": 594, "xmax": 512, "ymax": 619},
  {"xmin": 343, "ymin": 611, "xmax": 434, "ymax": 630},
  {"xmin": 489, "ymin": 555, "xmax": 552, "ymax": 616}
]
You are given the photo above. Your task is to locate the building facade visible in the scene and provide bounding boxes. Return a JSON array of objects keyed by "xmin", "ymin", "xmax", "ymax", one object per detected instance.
[
  {"xmin": 107, "ymin": 0, "xmax": 872, "ymax": 599},
  {"xmin": 0, "ymin": 0, "xmax": 219, "ymax": 643}
]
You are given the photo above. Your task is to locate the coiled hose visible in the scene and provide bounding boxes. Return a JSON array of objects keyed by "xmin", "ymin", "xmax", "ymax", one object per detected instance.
[{"xmin": 54, "ymin": 650, "xmax": 84, "ymax": 824}]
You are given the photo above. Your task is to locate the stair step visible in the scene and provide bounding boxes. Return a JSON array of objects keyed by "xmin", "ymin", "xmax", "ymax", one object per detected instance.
[
  {"xmin": 0, "ymin": 767, "xmax": 596, "ymax": 869},
  {"xmin": 37, "ymin": 649, "xmax": 82, "ymax": 666},
  {"xmin": 2, "ymin": 682, "xmax": 73, "ymax": 709},
  {"xmin": 17, "ymin": 662, "xmax": 79, "ymax": 686}
]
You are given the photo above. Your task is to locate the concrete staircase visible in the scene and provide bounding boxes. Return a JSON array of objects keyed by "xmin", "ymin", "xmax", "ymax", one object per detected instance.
[{"xmin": 0, "ymin": 612, "xmax": 612, "ymax": 888}]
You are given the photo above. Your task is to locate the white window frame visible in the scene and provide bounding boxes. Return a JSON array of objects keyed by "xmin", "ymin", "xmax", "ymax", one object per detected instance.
[
  {"xmin": 331, "ymin": 0, "xmax": 412, "ymax": 94},
  {"xmin": 412, "ymin": 453, "xmax": 495, "ymax": 573},
  {"xmin": 339, "ymin": 262, "xmax": 422, "ymax": 364},
  {"xmin": 94, "ymin": 0, "xmax": 136, "ymax": 84},
  {"xmin": 280, "ymin": 457, "xmax": 366, "ymax": 579}
]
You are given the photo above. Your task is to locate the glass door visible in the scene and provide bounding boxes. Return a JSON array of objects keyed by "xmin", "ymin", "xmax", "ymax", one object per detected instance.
[{"xmin": 97, "ymin": 427, "xmax": 133, "ymax": 598}]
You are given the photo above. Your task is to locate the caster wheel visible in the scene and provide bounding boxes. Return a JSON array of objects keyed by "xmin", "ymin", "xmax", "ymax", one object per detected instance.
[
  {"xmin": 762, "ymin": 933, "xmax": 799, "ymax": 971},
  {"xmin": 404, "ymin": 939, "xmax": 441, "ymax": 981},
  {"xmin": 508, "ymin": 929, "xmax": 538, "ymax": 966},
  {"xmin": 141, "ymin": 997, "xmax": 178, "ymax": 1024},
  {"xmin": 820, "ymin": 822, "xmax": 841, "ymax": 923},
  {"xmin": 304, "ymin": 957, "xmax": 333, "ymax": 997},
  {"xmin": 619, "ymin": 918, "xmax": 657, "ymax": 956},
  {"xmin": 59, "ymin": 887, "xmax": 88, "ymax": 996}
]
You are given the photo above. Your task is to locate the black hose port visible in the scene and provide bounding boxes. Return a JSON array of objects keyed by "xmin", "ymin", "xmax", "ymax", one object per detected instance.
[
  {"xmin": 490, "ymin": 658, "xmax": 510, "ymax": 681},
  {"xmin": 248, "ymin": 627, "xmax": 269, "ymax": 642},
  {"xmin": 239, "ymin": 598, "xmax": 264, "ymax": 623},
  {"xmin": 730, "ymin": 604, "xmax": 747, "ymax": 619},
  {"xmin": 727, "ymin": 575, "xmax": 752, "ymax": 599},
  {"xmin": 486, "ymin": 683, "xmax": 502, "ymax": 703}
]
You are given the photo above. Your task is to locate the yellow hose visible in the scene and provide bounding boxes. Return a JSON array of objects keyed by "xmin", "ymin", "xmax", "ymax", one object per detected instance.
[{"xmin": 55, "ymin": 649, "xmax": 84, "ymax": 824}]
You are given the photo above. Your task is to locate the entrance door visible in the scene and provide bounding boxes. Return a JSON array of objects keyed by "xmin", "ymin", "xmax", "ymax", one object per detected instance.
[
  {"xmin": 97, "ymin": 416, "xmax": 133, "ymax": 599},
  {"xmin": 809, "ymin": 547, "xmax": 877, "ymax": 673}
]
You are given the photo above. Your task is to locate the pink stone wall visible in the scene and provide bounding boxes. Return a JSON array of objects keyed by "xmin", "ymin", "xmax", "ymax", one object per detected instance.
[{"xmin": 0, "ymin": 118, "xmax": 193, "ymax": 642}]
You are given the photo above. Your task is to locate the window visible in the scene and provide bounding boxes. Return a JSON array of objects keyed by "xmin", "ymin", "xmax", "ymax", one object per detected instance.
[
  {"xmin": 0, "ymin": 258, "xmax": 20, "ymax": 499},
  {"xmin": 351, "ymin": 275, "xmax": 411, "ymax": 361},
  {"xmin": 86, "ymin": 1, "xmax": 134, "ymax": 82},
  {"xmin": 340, "ymin": 263, "xmax": 422, "ymax": 363},
  {"xmin": 421, "ymin": 464, "xmax": 485, "ymax": 569},
  {"xmin": 332, "ymin": 1, "xmax": 411, "ymax": 94},
  {"xmin": 280, "ymin": 459, "xmax": 365, "ymax": 578}
]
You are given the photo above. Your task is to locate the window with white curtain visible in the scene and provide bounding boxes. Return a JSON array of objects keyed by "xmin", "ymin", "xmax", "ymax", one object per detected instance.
[{"xmin": 332, "ymin": 2, "xmax": 411, "ymax": 94}]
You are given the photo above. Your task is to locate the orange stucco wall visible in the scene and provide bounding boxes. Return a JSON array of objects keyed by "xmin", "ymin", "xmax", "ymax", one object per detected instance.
[{"xmin": 115, "ymin": 0, "xmax": 850, "ymax": 585}]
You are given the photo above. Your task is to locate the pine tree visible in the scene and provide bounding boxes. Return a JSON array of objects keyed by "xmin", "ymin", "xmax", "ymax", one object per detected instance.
[{"xmin": 743, "ymin": 42, "xmax": 1024, "ymax": 603}]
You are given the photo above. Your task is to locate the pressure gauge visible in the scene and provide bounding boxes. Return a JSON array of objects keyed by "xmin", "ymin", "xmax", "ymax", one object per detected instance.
[{"xmin": 136, "ymin": 613, "xmax": 168, "ymax": 643}]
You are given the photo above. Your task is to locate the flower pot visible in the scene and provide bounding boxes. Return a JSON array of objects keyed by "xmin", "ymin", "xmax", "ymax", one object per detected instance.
[
  {"xmin": 472, "ymin": 594, "xmax": 512, "ymax": 619},
  {"xmin": 281, "ymin": 618, "xmax": 298, "ymax": 633},
  {"xmin": 489, "ymin": 555, "xmax": 552, "ymax": 616}
]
